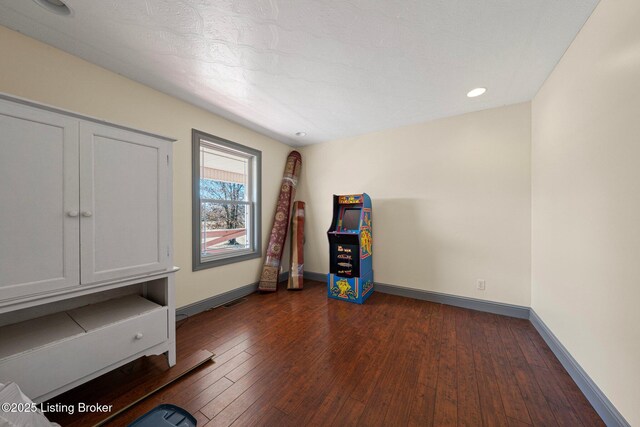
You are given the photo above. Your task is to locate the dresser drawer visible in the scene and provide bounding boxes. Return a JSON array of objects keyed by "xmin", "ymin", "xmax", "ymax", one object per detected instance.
[{"xmin": 0, "ymin": 306, "xmax": 168, "ymax": 401}]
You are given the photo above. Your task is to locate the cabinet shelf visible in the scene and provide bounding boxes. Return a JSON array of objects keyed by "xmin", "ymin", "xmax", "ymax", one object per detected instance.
[
  {"xmin": 68, "ymin": 294, "xmax": 162, "ymax": 331},
  {"xmin": 0, "ymin": 312, "xmax": 84, "ymax": 360},
  {"xmin": 0, "ymin": 294, "xmax": 169, "ymax": 402}
]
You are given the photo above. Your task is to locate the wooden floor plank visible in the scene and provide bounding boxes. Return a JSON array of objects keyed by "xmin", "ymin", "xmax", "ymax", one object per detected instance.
[
  {"xmin": 231, "ymin": 405, "xmax": 288, "ymax": 427},
  {"xmin": 299, "ymin": 294, "xmax": 395, "ymax": 426},
  {"xmin": 498, "ymin": 317, "xmax": 560, "ymax": 426},
  {"xmin": 382, "ymin": 300, "xmax": 425, "ymax": 426},
  {"xmin": 469, "ymin": 311, "xmax": 509, "ymax": 427},
  {"xmin": 408, "ymin": 385, "xmax": 437, "ymax": 427},
  {"xmin": 204, "ymin": 371, "xmax": 285, "ymax": 427},
  {"xmin": 200, "ymin": 362, "xmax": 273, "ymax": 420},
  {"xmin": 223, "ymin": 353, "xmax": 267, "ymax": 383},
  {"xmin": 331, "ymin": 397, "xmax": 366, "ymax": 427},
  {"xmin": 357, "ymin": 298, "xmax": 412, "ymax": 425},
  {"xmin": 454, "ymin": 308, "xmax": 482, "ymax": 427},
  {"xmin": 433, "ymin": 305, "xmax": 458, "ymax": 427},
  {"xmin": 47, "ymin": 280, "xmax": 604, "ymax": 427},
  {"xmin": 46, "ymin": 349, "xmax": 214, "ymax": 427},
  {"xmin": 523, "ymin": 325, "xmax": 605, "ymax": 427},
  {"xmin": 182, "ymin": 377, "xmax": 235, "ymax": 416},
  {"xmin": 484, "ymin": 315, "xmax": 533, "ymax": 425}
]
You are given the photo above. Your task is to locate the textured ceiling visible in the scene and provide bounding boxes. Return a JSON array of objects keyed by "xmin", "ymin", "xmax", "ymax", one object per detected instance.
[{"xmin": 0, "ymin": 0, "xmax": 599, "ymax": 146}]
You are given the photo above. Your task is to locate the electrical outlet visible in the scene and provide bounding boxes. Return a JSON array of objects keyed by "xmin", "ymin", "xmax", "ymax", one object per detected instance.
[{"xmin": 477, "ymin": 280, "xmax": 486, "ymax": 291}]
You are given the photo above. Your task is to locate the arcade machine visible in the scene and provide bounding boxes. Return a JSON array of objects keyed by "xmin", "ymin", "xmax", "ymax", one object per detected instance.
[{"xmin": 327, "ymin": 193, "xmax": 373, "ymax": 304}]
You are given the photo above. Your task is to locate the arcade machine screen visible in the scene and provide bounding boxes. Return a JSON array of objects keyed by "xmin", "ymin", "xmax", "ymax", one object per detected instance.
[{"xmin": 341, "ymin": 208, "xmax": 361, "ymax": 231}]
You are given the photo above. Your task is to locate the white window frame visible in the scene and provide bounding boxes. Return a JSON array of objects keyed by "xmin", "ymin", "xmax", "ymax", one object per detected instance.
[{"xmin": 192, "ymin": 129, "xmax": 261, "ymax": 271}]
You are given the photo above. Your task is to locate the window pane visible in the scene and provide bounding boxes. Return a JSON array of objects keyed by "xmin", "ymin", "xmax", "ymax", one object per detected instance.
[
  {"xmin": 200, "ymin": 145, "xmax": 248, "ymax": 200},
  {"xmin": 193, "ymin": 129, "xmax": 261, "ymax": 270},
  {"xmin": 200, "ymin": 179, "xmax": 245, "ymax": 202},
  {"xmin": 200, "ymin": 202, "xmax": 250, "ymax": 257}
]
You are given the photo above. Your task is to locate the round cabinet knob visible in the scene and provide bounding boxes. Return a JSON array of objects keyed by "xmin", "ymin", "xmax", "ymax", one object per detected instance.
[
  {"xmin": 81, "ymin": 211, "xmax": 93, "ymax": 217},
  {"xmin": 67, "ymin": 211, "xmax": 79, "ymax": 217},
  {"xmin": 135, "ymin": 333, "xmax": 144, "ymax": 340}
]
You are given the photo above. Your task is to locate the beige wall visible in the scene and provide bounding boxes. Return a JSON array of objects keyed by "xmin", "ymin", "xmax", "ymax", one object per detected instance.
[
  {"xmin": 298, "ymin": 103, "xmax": 532, "ymax": 306},
  {"xmin": 531, "ymin": 0, "xmax": 640, "ymax": 424},
  {"xmin": 0, "ymin": 26, "xmax": 293, "ymax": 308},
  {"xmin": 4, "ymin": 12, "xmax": 636, "ymax": 421}
]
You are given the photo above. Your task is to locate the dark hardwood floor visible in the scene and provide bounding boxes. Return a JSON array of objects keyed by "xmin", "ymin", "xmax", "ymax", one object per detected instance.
[{"xmin": 55, "ymin": 280, "xmax": 603, "ymax": 426}]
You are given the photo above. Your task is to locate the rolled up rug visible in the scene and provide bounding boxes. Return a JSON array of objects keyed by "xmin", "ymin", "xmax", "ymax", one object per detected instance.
[
  {"xmin": 258, "ymin": 151, "xmax": 302, "ymax": 292},
  {"xmin": 287, "ymin": 201, "xmax": 305, "ymax": 290}
]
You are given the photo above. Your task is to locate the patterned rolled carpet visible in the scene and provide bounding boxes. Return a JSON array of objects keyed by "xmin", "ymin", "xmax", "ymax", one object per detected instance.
[{"xmin": 258, "ymin": 151, "xmax": 302, "ymax": 292}]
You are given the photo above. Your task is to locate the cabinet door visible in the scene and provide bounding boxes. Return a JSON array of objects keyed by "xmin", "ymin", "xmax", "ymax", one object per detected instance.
[
  {"xmin": 79, "ymin": 122, "xmax": 170, "ymax": 284},
  {"xmin": 0, "ymin": 99, "xmax": 80, "ymax": 300}
]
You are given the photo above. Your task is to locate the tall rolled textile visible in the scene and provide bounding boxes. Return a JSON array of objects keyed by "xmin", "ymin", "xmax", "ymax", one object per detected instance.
[
  {"xmin": 258, "ymin": 151, "xmax": 302, "ymax": 292},
  {"xmin": 287, "ymin": 201, "xmax": 305, "ymax": 290}
]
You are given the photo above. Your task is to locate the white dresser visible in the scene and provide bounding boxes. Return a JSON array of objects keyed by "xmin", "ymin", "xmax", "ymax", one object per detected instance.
[{"xmin": 0, "ymin": 93, "xmax": 177, "ymax": 402}]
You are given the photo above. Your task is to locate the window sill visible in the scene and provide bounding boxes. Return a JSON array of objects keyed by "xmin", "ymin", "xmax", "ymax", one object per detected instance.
[{"xmin": 192, "ymin": 251, "xmax": 261, "ymax": 271}]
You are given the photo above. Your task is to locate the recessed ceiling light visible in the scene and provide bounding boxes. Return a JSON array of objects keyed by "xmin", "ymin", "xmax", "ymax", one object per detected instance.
[
  {"xmin": 295, "ymin": 132, "xmax": 307, "ymax": 137},
  {"xmin": 33, "ymin": 0, "xmax": 72, "ymax": 16},
  {"xmin": 467, "ymin": 87, "xmax": 487, "ymax": 98}
]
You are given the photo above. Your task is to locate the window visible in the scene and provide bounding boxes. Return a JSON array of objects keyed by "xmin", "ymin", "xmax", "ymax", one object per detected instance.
[{"xmin": 192, "ymin": 129, "xmax": 261, "ymax": 270}]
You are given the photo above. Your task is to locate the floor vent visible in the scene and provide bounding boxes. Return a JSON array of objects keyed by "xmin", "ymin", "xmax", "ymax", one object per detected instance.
[{"xmin": 223, "ymin": 297, "xmax": 247, "ymax": 308}]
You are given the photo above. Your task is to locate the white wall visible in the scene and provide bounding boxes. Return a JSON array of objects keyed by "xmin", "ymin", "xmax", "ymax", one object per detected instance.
[
  {"xmin": 298, "ymin": 103, "xmax": 532, "ymax": 306},
  {"xmin": 0, "ymin": 26, "xmax": 292, "ymax": 308},
  {"xmin": 531, "ymin": 0, "xmax": 640, "ymax": 424}
]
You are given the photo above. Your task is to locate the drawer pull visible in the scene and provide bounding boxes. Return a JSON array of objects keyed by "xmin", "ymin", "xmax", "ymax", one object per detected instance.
[{"xmin": 135, "ymin": 333, "xmax": 144, "ymax": 340}]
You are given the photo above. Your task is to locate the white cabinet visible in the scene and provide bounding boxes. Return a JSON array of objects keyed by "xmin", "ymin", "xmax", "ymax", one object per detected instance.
[
  {"xmin": 0, "ymin": 93, "xmax": 176, "ymax": 402},
  {"xmin": 79, "ymin": 122, "xmax": 171, "ymax": 283},
  {"xmin": 0, "ymin": 101, "xmax": 80, "ymax": 300},
  {"xmin": 0, "ymin": 96, "xmax": 172, "ymax": 298}
]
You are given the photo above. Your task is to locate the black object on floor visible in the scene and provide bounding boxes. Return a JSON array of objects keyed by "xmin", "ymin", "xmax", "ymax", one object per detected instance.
[{"xmin": 128, "ymin": 404, "xmax": 197, "ymax": 427}]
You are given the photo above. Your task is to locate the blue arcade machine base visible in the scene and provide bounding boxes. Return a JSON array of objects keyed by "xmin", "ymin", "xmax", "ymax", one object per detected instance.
[{"xmin": 327, "ymin": 270, "xmax": 374, "ymax": 304}]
